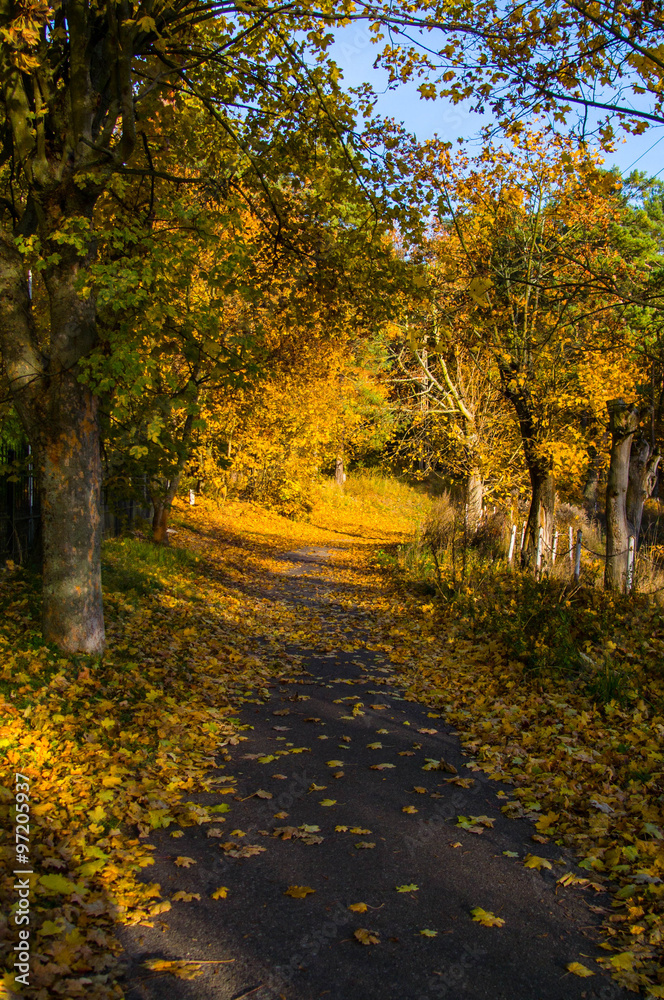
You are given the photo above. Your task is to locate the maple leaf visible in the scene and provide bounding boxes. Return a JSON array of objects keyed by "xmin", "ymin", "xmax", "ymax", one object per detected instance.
[
  {"xmin": 284, "ymin": 885, "xmax": 315, "ymax": 898},
  {"xmin": 370, "ymin": 763, "xmax": 395, "ymax": 770},
  {"xmin": 326, "ymin": 760, "xmax": 344, "ymax": 767},
  {"xmin": 172, "ymin": 891, "xmax": 201, "ymax": 901},
  {"xmin": 413, "ymin": 786, "xmax": 427, "ymax": 794},
  {"xmin": 419, "ymin": 929, "xmax": 438, "ymax": 937},
  {"xmin": 396, "ymin": 884, "xmax": 418, "ymax": 892},
  {"xmin": 211, "ymin": 886, "xmax": 229, "ymax": 899},
  {"xmin": 367, "ymin": 742, "xmax": 383, "ymax": 749},
  {"xmin": 354, "ymin": 841, "xmax": 375, "ymax": 849},
  {"xmin": 349, "ymin": 827, "xmax": 372, "ymax": 834},
  {"xmin": 524, "ymin": 854, "xmax": 553, "ymax": 871},
  {"xmin": 566, "ymin": 961, "xmax": 594, "ymax": 977},
  {"xmin": 402, "ymin": 805, "xmax": 418, "ymax": 814},
  {"xmin": 354, "ymin": 928, "xmax": 380, "ymax": 945},
  {"xmin": 254, "ymin": 789, "xmax": 272, "ymax": 799},
  {"xmin": 349, "ymin": 902, "xmax": 368, "ymax": 912},
  {"xmin": 309, "ymin": 783, "xmax": 326, "ymax": 791},
  {"xmin": 470, "ymin": 908, "xmax": 505, "ymax": 927}
]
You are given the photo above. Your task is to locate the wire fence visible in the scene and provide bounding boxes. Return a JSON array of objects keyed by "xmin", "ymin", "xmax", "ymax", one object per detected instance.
[
  {"xmin": 0, "ymin": 444, "xmax": 153, "ymax": 565},
  {"xmin": 507, "ymin": 515, "xmax": 664, "ymax": 595}
]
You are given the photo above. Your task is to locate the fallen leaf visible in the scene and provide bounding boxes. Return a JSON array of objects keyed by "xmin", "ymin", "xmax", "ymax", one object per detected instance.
[
  {"xmin": 350, "ymin": 827, "xmax": 372, "ymax": 834},
  {"xmin": 396, "ymin": 884, "xmax": 418, "ymax": 892},
  {"xmin": 566, "ymin": 962, "xmax": 594, "ymax": 978},
  {"xmin": 335, "ymin": 825, "xmax": 349, "ymax": 832},
  {"xmin": 254, "ymin": 790, "xmax": 273, "ymax": 799},
  {"xmin": 450, "ymin": 841, "xmax": 462, "ymax": 848},
  {"xmin": 174, "ymin": 857, "xmax": 197, "ymax": 868},
  {"xmin": 367, "ymin": 742, "xmax": 383, "ymax": 749},
  {"xmin": 319, "ymin": 799, "xmax": 337, "ymax": 806},
  {"xmin": 470, "ymin": 907, "xmax": 505, "ymax": 927},
  {"xmin": 370, "ymin": 763, "xmax": 395, "ymax": 770},
  {"xmin": 354, "ymin": 928, "xmax": 380, "ymax": 945},
  {"xmin": 211, "ymin": 886, "xmax": 229, "ymax": 899},
  {"xmin": 274, "ymin": 811, "xmax": 289, "ymax": 819},
  {"xmin": 326, "ymin": 760, "xmax": 344, "ymax": 767},
  {"xmin": 413, "ymin": 786, "xmax": 427, "ymax": 794},
  {"xmin": 309, "ymin": 783, "xmax": 327, "ymax": 791},
  {"xmin": 419, "ymin": 929, "xmax": 438, "ymax": 937},
  {"xmin": 172, "ymin": 891, "xmax": 201, "ymax": 902},
  {"xmin": 524, "ymin": 854, "xmax": 553, "ymax": 871},
  {"xmin": 349, "ymin": 902, "xmax": 368, "ymax": 913},
  {"xmin": 418, "ymin": 728, "xmax": 438, "ymax": 735},
  {"xmin": 355, "ymin": 841, "xmax": 375, "ymax": 849},
  {"xmin": 284, "ymin": 885, "xmax": 315, "ymax": 898}
]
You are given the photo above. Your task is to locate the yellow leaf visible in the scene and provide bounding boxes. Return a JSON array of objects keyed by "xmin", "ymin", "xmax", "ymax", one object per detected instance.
[
  {"xmin": 349, "ymin": 902, "xmax": 368, "ymax": 912},
  {"xmin": 284, "ymin": 885, "xmax": 315, "ymax": 898},
  {"xmin": 211, "ymin": 886, "xmax": 228, "ymax": 900},
  {"xmin": 326, "ymin": 760, "xmax": 344, "ymax": 767},
  {"xmin": 174, "ymin": 857, "xmax": 196, "ymax": 868},
  {"xmin": 566, "ymin": 962, "xmax": 594, "ymax": 978},
  {"xmin": 609, "ymin": 952, "xmax": 634, "ymax": 971},
  {"xmin": 420, "ymin": 929, "xmax": 438, "ymax": 937},
  {"xmin": 470, "ymin": 907, "xmax": 505, "ymax": 927},
  {"xmin": 524, "ymin": 854, "xmax": 552, "ymax": 871},
  {"xmin": 354, "ymin": 928, "xmax": 380, "ymax": 945},
  {"xmin": 402, "ymin": 805, "xmax": 418, "ymax": 814},
  {"xmin": 38, "ymin": 920, "xmax": 63, "ymax": 936},
  {"xmin": 396, "ymin": 884, "xmax": 418, "ymax": 892},
  {"xmin": 319, "ymin": 799, "xmax": 336, "ymax": 806},
  {"xmin": 172, "ymin": 891, "xmax": 200, "ymax": 901}
]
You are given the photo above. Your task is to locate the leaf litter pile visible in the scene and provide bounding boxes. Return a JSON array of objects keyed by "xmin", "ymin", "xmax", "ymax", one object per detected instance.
[{"xmin": 0, "ymin": 484, "xmax": 664, "ymax": 996}]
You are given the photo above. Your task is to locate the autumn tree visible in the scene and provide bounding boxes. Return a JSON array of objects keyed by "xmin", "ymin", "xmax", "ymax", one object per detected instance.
[
  {"xmin": 407, "ymin": 134, "xmax": 639, "ymax": 566},
  {"xmin": 0, "ymin": 0, "xmax": 416, "ymax": 652}
]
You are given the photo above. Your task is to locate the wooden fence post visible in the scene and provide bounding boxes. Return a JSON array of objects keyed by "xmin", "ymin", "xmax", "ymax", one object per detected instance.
[
  {"xmin": 536, "ymin": 526, "xmax": 544, "ymax": 577},
  {"xmin": 574, "ymin": 529, "xmax": 582, "ymax": 582},
  {"xmin": 508, "ymin": 524, "xmax": 517, "ymax": 564},
  {"xmin": 626, "ymin": 535, "xmax": 635, "ymax": 593}
]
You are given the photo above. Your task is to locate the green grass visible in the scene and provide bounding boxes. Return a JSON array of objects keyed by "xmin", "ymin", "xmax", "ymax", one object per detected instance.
[{"xmin": 102, "ymin": 535, "xmax": 199, "ymax": 596}]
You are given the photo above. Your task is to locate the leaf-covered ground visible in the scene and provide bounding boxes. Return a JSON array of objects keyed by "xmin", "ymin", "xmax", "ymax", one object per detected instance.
[{"xmin": 1, "ymin": 481, "xmax": 663, "ymax": 998}]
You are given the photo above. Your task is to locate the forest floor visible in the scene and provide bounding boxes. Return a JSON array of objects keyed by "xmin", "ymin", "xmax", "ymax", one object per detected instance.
[{"xmin": 1, "ymin": 480, "xmax": 663, "ymax": 999}]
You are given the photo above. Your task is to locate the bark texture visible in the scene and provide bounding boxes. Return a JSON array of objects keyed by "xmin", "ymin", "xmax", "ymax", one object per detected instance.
[
  {"xmin": 335, "ymin": 451, "xmax": 346, "ymax": 487},
  {"xmin": 464, "ymin": 468, "xmax": 483, "ymax": 532},
  {"xmin": 41, "ymin": 379, "xmax": 105, "ymax": 652},
  {"xmin": 626, "ymin": 436, "xmax": 661, "ymax": 546},
  {"xmin": 605, "ymin": 400, "xmax": 639, "ymax": 592}
]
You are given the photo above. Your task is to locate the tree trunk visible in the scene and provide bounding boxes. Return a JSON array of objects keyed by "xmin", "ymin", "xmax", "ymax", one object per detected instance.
[
  {"xmin": 464, "ymin": 468, "xmax": 483, "ymax": 531},
  {"xmin": 335, "ymin": 450, "xmax": 346, "ymax": 487},
  {"xmin": 522, "ymin": 462, "xmax": 556, "ymax": 570},
  {"xmin": 605, "ymin": 399, "xmax": 640, "ymax": 592},
  {"xmin": 500, "ymin": 375, "xmax": 555, "ymax": 569},
  {"xmin": 39, "ymin": 378, "xmax": 105, "ymax": 653},
  {"xmin": 150, "ymin": 414, "xmax": 195, "ymax": 543},
  {"xmin": 626, "ymin": 435, "xmax": 661, "ymax": 546},
  {"xmin": 582, "ymin": 441, "xmax": 599, "ymax": 517}
]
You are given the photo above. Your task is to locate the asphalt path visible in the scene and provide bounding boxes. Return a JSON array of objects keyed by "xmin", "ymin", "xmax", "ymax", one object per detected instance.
[{"xmin": 118, "ymin": 546, "xmax": 630, "ymax": 1000}]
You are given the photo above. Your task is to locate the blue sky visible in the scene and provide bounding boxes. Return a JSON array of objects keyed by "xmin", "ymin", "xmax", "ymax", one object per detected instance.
[{"xmin": 328, "ymin": 26, "xmax": 664, "ymax": 182}]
